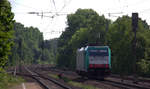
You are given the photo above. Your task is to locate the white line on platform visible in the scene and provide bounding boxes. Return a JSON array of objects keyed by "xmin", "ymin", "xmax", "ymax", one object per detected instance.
[{"xmin": 22, "ymin": 83, "xmax": 26, "ymax": 89}]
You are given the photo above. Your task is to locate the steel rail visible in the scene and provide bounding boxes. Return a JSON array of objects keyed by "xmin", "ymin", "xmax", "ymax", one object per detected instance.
[{"xmin": 20, "ymin": 66, "xmax": 72, "ymax": 89}]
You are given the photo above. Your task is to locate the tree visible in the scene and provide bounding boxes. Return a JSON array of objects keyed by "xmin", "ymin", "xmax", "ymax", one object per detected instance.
[
  {"xmin": 107, "ymin": 16, "xmax": 150, "ymax": 75},
  {"xmin": 0, "ymin": 0, "xmax": 14, "ymax": 68},
  {"xmin": 9, "ymin": 22, "xmax": 44, "ymax": 65},
  {"xmin": 9, "ymin": 22, "xmax": 58, "ymax": 65},
  {"xmin": 57, "ymin": 9, "xmax": 108, "ymax": 68},
  {"xmin": 43, "ymin": 39, "xmax": 58, "ymax": 64}
]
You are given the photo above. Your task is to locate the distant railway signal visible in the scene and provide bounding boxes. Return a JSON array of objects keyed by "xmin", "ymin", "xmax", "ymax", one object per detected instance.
[{"xmin": 132, "ymin": 13, "xmax": 138, "ymax": 32}]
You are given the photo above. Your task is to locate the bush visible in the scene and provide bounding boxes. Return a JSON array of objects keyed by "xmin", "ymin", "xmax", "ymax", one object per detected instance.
[
  {"xmin": 0, "ymin": 68, "xmax": 24, "ymax": 89},
  {"xmin": 137, "ymin": 59, "xmax": 150, "ymax": 76}
]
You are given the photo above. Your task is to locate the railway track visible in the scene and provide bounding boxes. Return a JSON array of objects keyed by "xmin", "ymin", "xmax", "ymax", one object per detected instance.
[
  {"xmin": 106, "ymin": 75, "xmax": 150, "ymax": 89},
  {"xmin": 40, "ymin": 66, "xmax": 150, "ymax": 89},
  {"xmin": 110, "ymin": 74, "xmax": 150, "ymax": 84},
  {"xmin": 16, "ymin": 65, "xmax": 73, "ymax": 89},
  {"xmin": 9, "ymin": 65, "xmax": 150, "ymax": 89},
  {"xmin": 103, "ymin": 79, "xmax": 150, "ymax": 89}
]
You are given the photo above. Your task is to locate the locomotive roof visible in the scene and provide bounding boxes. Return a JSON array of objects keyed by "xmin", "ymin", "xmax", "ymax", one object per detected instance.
[
  {"xmin": 77, "ymin": 46, "xmax": 109, "ymax": 52},
  {"xmin": 85, "ymin": 46, "xmax": 109, "ymax": 49}
]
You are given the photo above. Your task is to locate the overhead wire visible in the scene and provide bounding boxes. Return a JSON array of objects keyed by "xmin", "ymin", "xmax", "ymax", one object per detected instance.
[
  {"xmin": 59, "ymin": 0, "xmax": 72, "ymax": 12},
  {"xmin": 52, "ymin": 0, "xmax": 57, "ymax": 11},
  {"xmin": 12, "ymin": 0, "xmax": 124, "ymax": 18},
  {"xmin": 11, "ymin": 0, "xmax": 150, "ymax": 25},
  {"xmin": 9, "ymin": 0, "xmax": 62, "ymax": 36},
  {"xmin": 9, "ymin": 0, "xmax": 150, "ymax": 38},
  {"xmin": 43, "ymin": 0, "xmax": 60, "ymax": 37},
  {"xmin": 41, "ymin": 0, "xmax": 72, "ymax": 38},
  {"xmin": 10, "ymin": 1, "xmax": 43, "ymax": 11},
  {"xmin": 11, "ymin": 0, "xmax": 150, "ymax": 16}
]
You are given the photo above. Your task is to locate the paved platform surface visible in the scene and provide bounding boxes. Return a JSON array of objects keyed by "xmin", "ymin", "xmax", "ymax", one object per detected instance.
[{"xmin": 11, "ymin": 82, "xmax": 43, "ymax": 89}]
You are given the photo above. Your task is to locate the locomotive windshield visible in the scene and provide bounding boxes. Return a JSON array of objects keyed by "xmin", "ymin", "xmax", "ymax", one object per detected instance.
[
  {"xmin": 89, "ymin": 49, "xmax": 108, "ymax": 56},
  {"xmin": 88, "ymin": 49, "xmax": 109, "ymax": 64}
]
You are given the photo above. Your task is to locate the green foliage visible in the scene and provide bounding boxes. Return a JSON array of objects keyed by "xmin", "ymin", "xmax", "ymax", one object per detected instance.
[
  {"xmin": 8, "ymin": 22, "xmax": 58, "ymax": 65},
  {"xmin": 137, "ymin": 59, "xmax": 150, "ymax": 74},
  {"xmin": 57, "ymin": 9, "xmax": 108, "ymax": 69},
  {"xmin": 69, "ymin": 28, "xmax": 89, "ymax": 48},
  {"xmin": 0, "ymin": 1, "xmax": 24, "ymax": 88},
  {"xmin": 41, "ymin": 39, "xmax": 58, "ymax": 64},
  {"xmin": 107, "ymin": 16, "xmax": 133, "ymax": 74},
  {"xmin": 0, "ymin": 70, "xmax": 24, "ymax": 89},
  {"xmin": 0, "ymin": 0, "xmax": 14, "ymax": 68},
  {"xmin": 56, "ymin": 8, "xmax": 150, "ymax": 76},
  {"xmin": 9, "ymin": 22, "xmax": 43, "ymax": 65},
  {"xmin": 107, "ymin": 16, "xmax": 150, "ymax": 75}
]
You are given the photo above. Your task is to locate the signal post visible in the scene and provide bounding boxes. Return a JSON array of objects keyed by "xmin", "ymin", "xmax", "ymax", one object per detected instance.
[{"xmin": 132, "ymin": 13, "xmax": 138, "ymax": 83}]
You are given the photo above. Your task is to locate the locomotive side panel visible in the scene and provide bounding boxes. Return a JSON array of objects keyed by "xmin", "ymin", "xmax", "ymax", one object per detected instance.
[{"xmin": 76, "ymin": 48, "xmax": 86, "ymax": 71}]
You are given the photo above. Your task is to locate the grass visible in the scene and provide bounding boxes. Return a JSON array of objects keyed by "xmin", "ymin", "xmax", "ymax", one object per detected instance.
[
  {"xmin": 68, "ymin": 81, "xmax": 99, "ymax": 89},
  {"xmin": 49, "ymin": 73, "xmax": 59, "ymax": 79},
  {"xmin": 49, "ymin": 73, "xmax": 99, "ymax": 89},
  {"xmin": 0, "ymin": 70, "xmax": 25, "ymax": 89}
]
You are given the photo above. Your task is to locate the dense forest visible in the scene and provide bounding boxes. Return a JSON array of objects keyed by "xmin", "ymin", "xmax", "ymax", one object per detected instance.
[
  {"xmin": 56, "ymin": 9, "xmax": 150, "ymax": 76},
  {"xmin": 8, "ymin": 22, "xmax": 57, "ymax": 65}
]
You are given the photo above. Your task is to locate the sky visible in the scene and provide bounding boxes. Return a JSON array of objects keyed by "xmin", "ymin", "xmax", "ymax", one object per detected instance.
[{"xmin": 8, "ymin": 0, "xmax": 150, "ymax": 40}]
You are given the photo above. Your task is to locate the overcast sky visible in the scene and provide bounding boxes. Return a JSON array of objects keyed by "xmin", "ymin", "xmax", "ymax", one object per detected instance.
[{"xmin": 9, "ymin": 0, "xmax": 150, "ymax": 40}]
